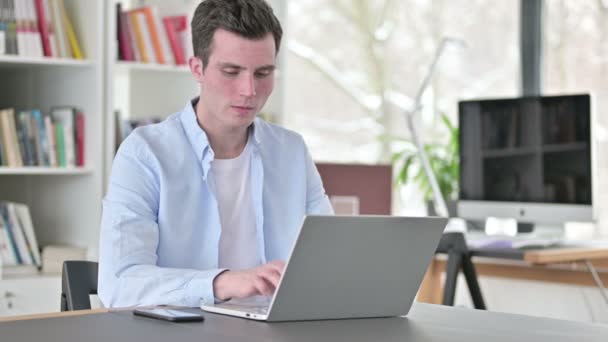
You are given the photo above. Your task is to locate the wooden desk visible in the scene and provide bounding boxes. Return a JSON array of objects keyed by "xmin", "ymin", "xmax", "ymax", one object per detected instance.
[
  {"xmin": 0, "ymin": 308, "xmax": 109, "ymax": 323},
  {"xmin": 418, "ymin": 246, "xmax": 608, "ymax": 305}
]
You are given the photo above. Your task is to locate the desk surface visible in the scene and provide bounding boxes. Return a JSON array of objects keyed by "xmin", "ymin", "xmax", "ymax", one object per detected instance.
[
  {"xmin": 471, "ymin": 246, "xmax": 608, "ymax": 264},
  {"xmin": 1, "ymin": 303, "xmax": 607, "ymax": 342}
]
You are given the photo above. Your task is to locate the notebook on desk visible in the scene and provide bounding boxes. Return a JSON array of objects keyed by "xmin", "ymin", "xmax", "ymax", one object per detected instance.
[{"xmin": 201, "ymin": 215, "xmax": 448, "ymax": 322}]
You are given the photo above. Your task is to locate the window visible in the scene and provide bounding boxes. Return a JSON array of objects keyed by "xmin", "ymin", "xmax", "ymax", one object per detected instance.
[
  {"xmin": 543, "ymin": 1, "xmax": 608, "ymax": 223},
  {"xmin": 284, "ymin": 0, "xmax": 519, "ymax": 163}
]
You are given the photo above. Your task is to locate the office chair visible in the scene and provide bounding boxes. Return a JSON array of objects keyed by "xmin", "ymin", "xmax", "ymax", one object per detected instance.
[
  {"xmin": 436, "ymin": 232, "xmax": 486, "ymax": 310},
  {"xmin": 60, "ymin": 261, "xmax": 99, "ymax": 311}
]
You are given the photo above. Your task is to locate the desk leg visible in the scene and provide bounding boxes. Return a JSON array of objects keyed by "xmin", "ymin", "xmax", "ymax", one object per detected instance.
[
  {"xmin": 462, "ymin": 254, "xmax": 487, "ymax": 310},
  {"xmin": 443, "ymin": 251, "xmax": 462, "ymax": 306},
  {"xmin": 418, "ymin": 259, "xmax": 444, "ymax": 304}
]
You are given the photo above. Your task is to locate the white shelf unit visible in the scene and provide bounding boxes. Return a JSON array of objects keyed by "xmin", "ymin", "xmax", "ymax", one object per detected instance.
[
  {"xmin": 0, "ymin": 0, "xmax": 104, "ymax": 256},
  {"xmin": 104, "ymin": 0, "xmax": 200, "ymax": 182},
  {"xmin": 0, "ymin": 55, "xmax": 96, "ymax": 67}
]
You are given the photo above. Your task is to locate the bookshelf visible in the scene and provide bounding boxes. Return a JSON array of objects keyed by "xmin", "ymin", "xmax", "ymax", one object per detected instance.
[
  {"xmin": 1, "ymin": 0, "xmax": 286, "ymax": 316},
  {"xmin": 0, "ymin": 0, "xmax": 103, "ymax": 248},
  {"xmin": 0, "ymin": 0, "xmax": 104, "ymax": 316}
]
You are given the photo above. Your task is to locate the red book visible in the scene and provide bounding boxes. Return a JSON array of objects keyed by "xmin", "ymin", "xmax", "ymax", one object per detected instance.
[
  {"xmin": 76, "ymin": 111, "xmax": 85, "ymax": 166},
  {"xmin": 117, "ymin": 4, "xmax": 134, "ymax": 61},
  {"xmin": 162, "ymin": 16, "xmax": 186, "ymax": 65},
  {"xmin": 34, "ymin": 0, "xmax": 52, "ymax": 56}
]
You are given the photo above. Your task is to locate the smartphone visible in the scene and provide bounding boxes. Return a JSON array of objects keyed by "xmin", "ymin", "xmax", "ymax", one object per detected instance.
[{"xmin": 133, "ymin": 308, "xmax": 205, "ymax": 322}]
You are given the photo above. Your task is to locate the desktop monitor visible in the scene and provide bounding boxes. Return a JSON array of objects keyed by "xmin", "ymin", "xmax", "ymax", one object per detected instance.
[{"xmin": 458, "ymin": 94, "xmax": 593, "ymax": 228}]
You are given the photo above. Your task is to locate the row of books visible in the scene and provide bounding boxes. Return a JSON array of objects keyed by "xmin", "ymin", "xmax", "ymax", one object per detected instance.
[
  {"xmin": 116, "ymin": 4, "xmax": 192, "ymax": 65},
  {"xmin": 0, "ymin": 0, "xmax": 83, "ymax": 58},
  {"xmin": 0, "ymin": 201, "xmax": 40, "ymax": 267},
  {"xmin": 0, "ymin": 107, "xmax": 85, "ymax": 167}
]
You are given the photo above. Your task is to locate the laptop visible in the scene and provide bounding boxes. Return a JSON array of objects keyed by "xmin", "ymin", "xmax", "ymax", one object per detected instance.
[{"xmin": 201, "ymin": 215, "xmax": 447, "ymax": 322}]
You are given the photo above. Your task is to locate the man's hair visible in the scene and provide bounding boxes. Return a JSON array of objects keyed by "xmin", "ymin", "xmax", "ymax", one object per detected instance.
[{"xmin": 191, "ymin": 0, "xmax": 283, "ymax": 68}]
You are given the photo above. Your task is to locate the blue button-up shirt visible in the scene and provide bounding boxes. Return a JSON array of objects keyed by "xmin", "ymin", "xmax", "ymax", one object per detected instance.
[{"xmin": 98, "ymin": 98, "xmax": 333, "ymax": 308}]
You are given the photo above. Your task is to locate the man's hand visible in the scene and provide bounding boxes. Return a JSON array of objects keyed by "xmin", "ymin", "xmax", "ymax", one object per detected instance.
[{"xmin": 213, "ymin": 260, "xmax": 286, "ymax": 301}]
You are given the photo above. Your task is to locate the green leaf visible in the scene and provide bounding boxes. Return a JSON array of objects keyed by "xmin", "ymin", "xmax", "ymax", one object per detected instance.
[{"xmin": 396, "ymin": 155, "xmax": 415, "ymax": 183}]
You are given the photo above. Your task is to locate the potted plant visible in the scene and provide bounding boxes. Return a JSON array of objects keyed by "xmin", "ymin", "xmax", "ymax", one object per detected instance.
[{"xmin": 392, "ymin": 114, "xmax": 459, "ymax": 216}]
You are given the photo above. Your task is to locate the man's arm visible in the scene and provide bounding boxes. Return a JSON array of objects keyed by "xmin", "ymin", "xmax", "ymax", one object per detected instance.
[
  {"xmin": 303, "ymin": 142, "xmax": 334, "ymax": 215},
  {"xmin": 98, "ymin": 137, "xmax": 226, "ymax": 308}
]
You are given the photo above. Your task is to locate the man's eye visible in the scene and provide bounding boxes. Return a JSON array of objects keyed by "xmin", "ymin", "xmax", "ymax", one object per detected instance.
[
  {"xmin": 255, "ymin": 70, "xmax": 272, "ymax": 78},
  {"xmin": 222, "ymin": 69, "xmax": 239, "ymax": 76}
]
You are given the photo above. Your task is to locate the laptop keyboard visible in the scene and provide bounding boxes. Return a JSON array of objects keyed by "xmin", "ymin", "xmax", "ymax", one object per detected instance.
[{"xmin": 218, "ymin": 296, "xmax": 271, "ymax": 314}]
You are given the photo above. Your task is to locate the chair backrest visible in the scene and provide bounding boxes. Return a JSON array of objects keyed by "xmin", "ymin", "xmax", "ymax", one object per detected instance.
[{"xmin": 60, "ymin": 260, "xmax": 99, "ymax": 311}]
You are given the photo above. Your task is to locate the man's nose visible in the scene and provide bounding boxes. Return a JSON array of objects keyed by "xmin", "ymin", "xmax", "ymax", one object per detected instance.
[{"xmin": 238, "ymin": 74, "xmax": 256, "ymax": 97}]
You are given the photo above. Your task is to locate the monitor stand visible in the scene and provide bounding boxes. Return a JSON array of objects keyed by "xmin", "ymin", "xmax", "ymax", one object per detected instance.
[{"xmin": 483, "ymin": 217, "xmax": 565, "ymax": 238}]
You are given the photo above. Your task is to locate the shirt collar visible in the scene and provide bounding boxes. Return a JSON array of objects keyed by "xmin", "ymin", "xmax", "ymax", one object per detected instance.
[{"xmin": 180, "ymin": 97, "xmax": 262, "ymax": 160}]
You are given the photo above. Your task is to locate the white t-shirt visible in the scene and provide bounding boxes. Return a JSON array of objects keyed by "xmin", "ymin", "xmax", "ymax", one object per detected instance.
[{"xmin": 212, "ymin": 141, "xmax": 262, "ymax": 270}]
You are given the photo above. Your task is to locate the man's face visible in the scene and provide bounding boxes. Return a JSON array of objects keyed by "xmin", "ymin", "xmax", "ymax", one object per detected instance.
[{"xmin": 192, "ymin": 29, "xmax": 276, "ymax": 131}]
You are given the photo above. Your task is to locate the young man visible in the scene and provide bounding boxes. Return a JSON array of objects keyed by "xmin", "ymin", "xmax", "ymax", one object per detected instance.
[{"xmin": 98, "ymin": 0, "xmax": 333, "ymax": 308}]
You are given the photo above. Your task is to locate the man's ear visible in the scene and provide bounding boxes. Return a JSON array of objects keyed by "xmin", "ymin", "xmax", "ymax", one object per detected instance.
[{"xmin": 189, "ymin": 56, "xmax": 204, "ymax": 82}]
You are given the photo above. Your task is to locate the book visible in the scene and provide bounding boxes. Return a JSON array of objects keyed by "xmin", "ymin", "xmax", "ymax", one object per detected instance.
[
  {"xmin": 0, "ymin": 202, "xmax": 40, "ymax": 268},
  {"xmin": 133, "ymin": 7, "xmax": 165, "ymax": 64},
  {"xmin": 129, "ymin": 11, "xmax": 148, "ymax": 63},
  {"xmin": 29, "ymin": 110, "xmax": 44, "ymax": 165},
  {"xmin": 19, "ymin": 110, "xmax": 38, "ymax": 166},
  {"xmin": 75, "ymin": 110, "xmax": 84, "ymax": 166},
  {"xmin": 15, "ymin": 111, "xmax": 33, "ymax": 166},
  {"xmin": 116, "ymin": 3, "xmax": 134, "ymax": 61},
  {"xmin": 135, "ymin": 11, "xmax": 156, "ymax": 63},
  {"xmin": 44, "ymin": 114, "xmax": 57, "ymax": 166},
  {"xmin": 1, "ymin": 108, "xmax": 23, "ymax": 167},
  {"xmin": 42, "ymin": 0, "xmax": 58, "ymax": 57},
  {"xmin": 4, "ymin": 202, "xmax": 33, "ymax": 265},
  {"xmin": 49, "ymin": 0, "xmax": 69, "ymax": 57},
  {"xmin": 0, "ymin": 0, "xmax": 7, "ymax": 54},
  {"xmin": 0, "ymin": 208, "xmax": 18, "ymax": 265},
  {"xmin": 5, "ymin": 0, "xmax": 18, "ymax": 55},
  {"xmin": 14, "ymin": 203, "xmax": 41, "ymax": 266},
  {"xmin": 149, "ymin": 6, "xmax": 174, "ymax": 65},
  {"xmin": 14, "ymin": 0, "xmax": 28, "ymax": 56},
  {"xmin": 163, "ymin": 16, "xmax": 187, "ymax": 65},
  {"xmin": 57, "ymin": 0, "xmax": 82, "ymax": 59},
  {"xmin": 125, "ymin": 11, "xmax": 141, "ymax": 62},
  {"xmin": 34, "ymin": 0, "xmax": 52, "ymax": 56},
  {"xmin": 0, "ymin": 202, "xmax": 22, "ymax": 264},
  {"xmin": 54, "ymin": 119, "xmax": 65, "ymax": 167},
  {"xmin": 51, "ymin": 107, "xmax": 76, "ymax": 167},
  {"xmin": 25, "ymin": 0, "xmax": 43, "ymax": 57},
  {"xmin": 31, "ymin": 110, "xmax": 50, "ymax": 166}
]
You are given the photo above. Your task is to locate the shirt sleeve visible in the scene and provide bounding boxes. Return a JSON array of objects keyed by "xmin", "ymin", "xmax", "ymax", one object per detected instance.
[
  {"xmin": 98, "ymin": 136, "xmax": 226, "ymax": 308},
  {"xmin": 302, "ymin": 141, "xmax": 335, "ymax": 215}
]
